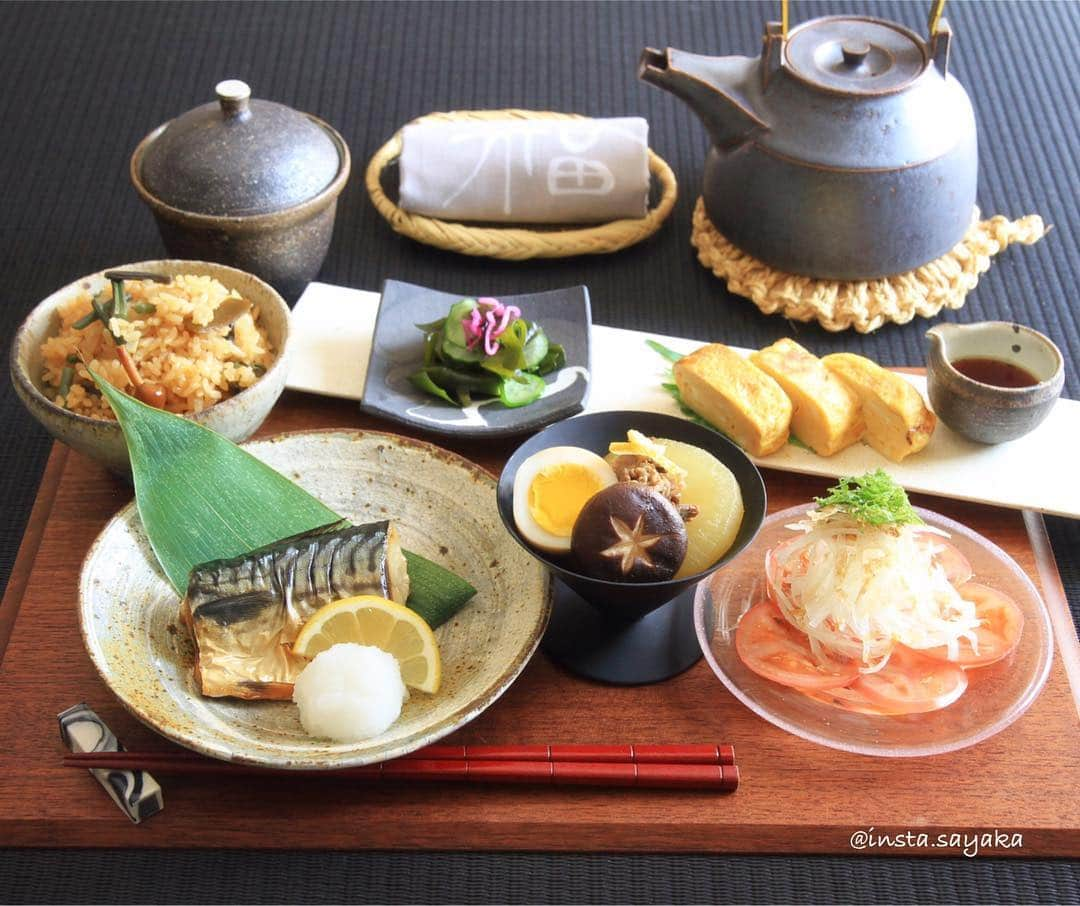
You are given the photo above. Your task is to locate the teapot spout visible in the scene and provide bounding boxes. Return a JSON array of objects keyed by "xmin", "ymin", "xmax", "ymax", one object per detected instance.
[{"xmin": 639, "ymin": 47, "xmax": 769, "ymax": 149}]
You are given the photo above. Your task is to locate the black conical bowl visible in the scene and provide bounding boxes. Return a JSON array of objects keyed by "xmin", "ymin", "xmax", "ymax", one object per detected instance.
[{"xmin": 497, "ymin": 410, "xmax": 766, "ymax": 685}]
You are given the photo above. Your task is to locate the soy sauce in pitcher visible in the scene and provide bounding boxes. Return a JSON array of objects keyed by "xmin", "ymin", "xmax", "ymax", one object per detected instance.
[{"xmin": 950, "ymin": 357, "xmax": 1040, "ymax": 388}]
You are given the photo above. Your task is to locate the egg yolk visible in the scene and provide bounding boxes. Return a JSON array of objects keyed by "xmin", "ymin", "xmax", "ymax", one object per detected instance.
[{"xmin": 527, "ymin": 464, "xmax": 608, "ymax": 537}]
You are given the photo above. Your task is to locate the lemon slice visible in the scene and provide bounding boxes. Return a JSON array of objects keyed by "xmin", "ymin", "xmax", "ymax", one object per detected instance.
[{"xmin": 292, "ymin": 596, "xmax": 441, "ymax": 694}]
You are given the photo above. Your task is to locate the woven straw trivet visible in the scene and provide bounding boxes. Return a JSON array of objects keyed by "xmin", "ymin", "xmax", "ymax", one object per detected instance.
[
  {"xmin": 366, "ymin": 109, "xmax": 677, "ymax": 260},
  {"xmin": 690, "ymin": 198, "xmax": 1048, "ymax": 333}
]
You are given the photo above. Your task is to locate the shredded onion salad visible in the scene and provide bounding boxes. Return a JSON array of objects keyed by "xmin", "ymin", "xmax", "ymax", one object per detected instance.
[
  {"xmin": 736, "ymin": 471, "xmax": 1027, "ymax": 716},
  {"xmin": 767, "ymin": 508, "xmax": 980, "ymax": 673}
]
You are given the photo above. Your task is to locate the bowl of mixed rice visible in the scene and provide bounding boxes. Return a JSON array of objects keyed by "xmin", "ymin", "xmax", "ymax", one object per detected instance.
[{"xmin": 11, "ymin": 260, "xmax": 291, "ymax": 474}]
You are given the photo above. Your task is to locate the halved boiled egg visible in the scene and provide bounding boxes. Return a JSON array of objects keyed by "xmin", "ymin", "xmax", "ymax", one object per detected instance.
[{"xmin": 512, "ymin": 446, "xmax": 617, "ymax": 553}]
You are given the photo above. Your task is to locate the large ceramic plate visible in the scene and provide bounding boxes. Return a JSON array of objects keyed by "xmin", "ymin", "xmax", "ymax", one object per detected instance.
[
  {"xmin": 79, "ymin": 430, "xmax": 551, "ymax": 769},
  {"xmin": 695, "ymin": 505, "xmax": 1054, "ymax": 757}
]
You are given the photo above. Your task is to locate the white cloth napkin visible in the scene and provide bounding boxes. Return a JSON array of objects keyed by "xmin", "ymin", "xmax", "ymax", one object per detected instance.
[{"xmin": 399, "ymin": 117, "xmax": 650, "ymax": 223}]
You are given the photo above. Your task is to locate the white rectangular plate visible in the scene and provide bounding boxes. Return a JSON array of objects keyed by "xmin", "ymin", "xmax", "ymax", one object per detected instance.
[{"xmin": 288, "ymin": 282, "xmax": 1080, "ymax": 519}]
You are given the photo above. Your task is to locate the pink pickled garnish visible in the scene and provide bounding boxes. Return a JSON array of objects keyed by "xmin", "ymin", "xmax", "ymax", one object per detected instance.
[
  {"xmin": 483, "ymin": 311, "xmax": 500, "ymax": 355},
  {"xmin": 462, "ymin": 307, "xmax": 484, "ymax": 349},
  {"xmin": 489, "ymin": 304, "xmax": 516, "ymax": 339},
  {"xmin": 459, "ymin": 297, "xmax": 521, "ymax": 356},
  {"xmin": 492, "ymin": 305, "xmax": 520, "ymax": 338}
]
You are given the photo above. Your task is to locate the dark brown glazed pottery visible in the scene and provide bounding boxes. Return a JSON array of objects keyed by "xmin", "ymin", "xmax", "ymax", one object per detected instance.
[
  {"xmin": 497, "ymin": 410, "xmax": 766, "ymax": 685},
  {"xmin": 926, "ymin": 322, "xmax": 1064, "ymax": 444},
  {"xmin": 130, "ymin": 80, "xmax": 351, "ymax": 302},
  {"xmin": 640, "ymin": 10, "xmax": 978, "ymax": 280}
]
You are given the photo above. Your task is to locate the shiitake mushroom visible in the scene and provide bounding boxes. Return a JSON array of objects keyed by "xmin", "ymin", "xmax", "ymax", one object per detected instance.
[{"xmin": 570, "ymin": 484, "xmax": 688, "ymax": 582}]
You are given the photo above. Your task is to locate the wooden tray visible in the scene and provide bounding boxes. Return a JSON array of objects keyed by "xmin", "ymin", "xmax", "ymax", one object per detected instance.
[{"xmin": 1, "ymin": 392, "xmax": 1078, "ymax": 855}]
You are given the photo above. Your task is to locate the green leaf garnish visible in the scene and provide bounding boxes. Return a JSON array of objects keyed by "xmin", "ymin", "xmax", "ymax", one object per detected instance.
[
  {"xmin": 814, "ymin": 470, "xmax": 923, "ymax": 526},
  {"xmin": 92, "ymin": 373, "xmax": 475, "ymax": 627},
  {"xmin": 646, "ymin": 339, "xmax": 686, "ymax": 364},
  {"xmin": 94, "ymin": 374, "xmax": 344, "ymax": 592}
]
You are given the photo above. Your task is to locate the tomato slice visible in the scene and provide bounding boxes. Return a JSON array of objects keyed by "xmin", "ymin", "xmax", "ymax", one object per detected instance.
[
  {"xmin": 920, "ymin": 582, "xmax": 1024, "ymax": 668},
  {"xmin": 916, "ymin": 531, "xmax": 974, "ymax": 586},
  {"xmin": 735, "ymin": 600, "xmax": 861, "ymax": 691},
  {"xmin": 852, "ymin": 645, "xmax": 967, "ymax": 714},
  {"xmin": 799, "ymin": 684, "xmax": 906, "ymax": 716}
]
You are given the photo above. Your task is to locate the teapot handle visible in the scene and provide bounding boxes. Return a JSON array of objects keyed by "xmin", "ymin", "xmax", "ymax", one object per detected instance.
[
  {"xmin": 927, "ymin": 0, "xmax": 948, "ymax": 37},
  {"xmin": 779, "ymin": 0, "xmax": 948, "ymax": 40}
]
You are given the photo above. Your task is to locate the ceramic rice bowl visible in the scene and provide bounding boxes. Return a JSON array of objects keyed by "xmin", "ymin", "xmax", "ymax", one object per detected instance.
[{"xmin": 11, "ymin": 260, "xmax": 292, "ymax": 475}]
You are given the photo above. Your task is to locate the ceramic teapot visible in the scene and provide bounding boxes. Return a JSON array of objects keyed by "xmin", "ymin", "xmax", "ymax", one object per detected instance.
[{"xmin": 640, "ymin": 2, "xmax": 977, "ymax": 280}]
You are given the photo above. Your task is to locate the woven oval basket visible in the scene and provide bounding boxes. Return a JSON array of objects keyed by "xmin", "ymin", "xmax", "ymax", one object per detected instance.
[{"xmin": 366, "ymin": 109, "xmax": 677, "ymax": 260}]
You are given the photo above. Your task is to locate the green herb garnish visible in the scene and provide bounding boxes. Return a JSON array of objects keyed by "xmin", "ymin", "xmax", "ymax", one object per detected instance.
[
  {"xmin": 57, "ymin": 360, "xmax": 76, "ymax": 406},
  {"xmin": 111, "ymin": 279, "xmax": 128, "ymax": 320},
  {"xmin": 72, "ymin": 309, "xmax": 98, "ymax": 330},
  {"xmin": 814, "ymin": 470, "xmax": 923, "ymax": 526},
  {"xmin": 646, "ymin": 339, "xmax": 686, "ymax": 364}
]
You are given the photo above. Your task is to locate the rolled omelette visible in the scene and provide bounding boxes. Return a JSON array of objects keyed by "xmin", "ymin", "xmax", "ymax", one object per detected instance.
[{"xmin": 398, "ymin": 116, "xmax": 650, "ymax": 224}]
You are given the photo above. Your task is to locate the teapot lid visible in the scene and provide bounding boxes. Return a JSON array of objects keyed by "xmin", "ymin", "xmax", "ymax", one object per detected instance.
[
  {"xmin": 784, "ymin": 16, "xmax": 928, "ymax": 95},
  {"xmin": 138, "ymin": 80, "xmax": 343, "ymax": 217}
]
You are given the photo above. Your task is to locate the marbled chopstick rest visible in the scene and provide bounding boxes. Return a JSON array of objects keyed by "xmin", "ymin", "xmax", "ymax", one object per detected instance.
[{"xmin": 57, "ymin": 703, "xmax": 163, "ymax": 824}]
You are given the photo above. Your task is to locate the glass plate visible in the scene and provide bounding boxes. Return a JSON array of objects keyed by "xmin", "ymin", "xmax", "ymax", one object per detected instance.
[{"xmin": 694, "ymin": 504, "xmax": 1054, "ymax": 757}]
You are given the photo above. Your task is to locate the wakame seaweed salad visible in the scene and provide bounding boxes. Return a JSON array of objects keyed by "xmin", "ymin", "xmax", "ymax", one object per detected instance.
[{"xmin": 410, "ymin": 297, "xmax": 565, "ymax": 409}]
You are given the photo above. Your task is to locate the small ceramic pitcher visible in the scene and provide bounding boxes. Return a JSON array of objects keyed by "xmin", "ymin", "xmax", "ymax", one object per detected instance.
[{"xmin": 926, "ymin": 322, "xmax": 1064, "ymax": 443}]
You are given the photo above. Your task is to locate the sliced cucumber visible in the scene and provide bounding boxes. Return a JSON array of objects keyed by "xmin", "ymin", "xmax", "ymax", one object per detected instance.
[
  {"xmin": 498, "ymin": 372, "xmax": 546, "ymax": 408},
  {"xmin": 522, "ymin": 323, "xmax": 550, "ymax": 370},
  {"xmin": 443, "ymin": 299, "xmax": 479, "ymax": 348}
]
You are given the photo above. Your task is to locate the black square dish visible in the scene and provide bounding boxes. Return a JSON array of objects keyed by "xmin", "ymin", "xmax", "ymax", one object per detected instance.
[{"xmin": 361, "ymin": 279, "xmax": 592, "ymax": 439}]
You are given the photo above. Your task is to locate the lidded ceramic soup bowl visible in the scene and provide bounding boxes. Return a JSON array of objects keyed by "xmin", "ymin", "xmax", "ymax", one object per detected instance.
[
  {"xmin": 131, "ymin": 80, "xmax": 351, "ymax": 302},
  {"xmin": 926, "ymin": 321, "xmax": 1064, "ymax": 444}
]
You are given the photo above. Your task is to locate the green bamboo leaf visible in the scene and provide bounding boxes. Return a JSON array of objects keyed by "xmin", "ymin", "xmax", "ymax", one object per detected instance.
[
  {"xmin": 95, "ymin": 376, "xmax": 344, "ymax": 593},
  {"xmin": 93, "ymin": 375, "xmax": 476, "ymax": 628}
]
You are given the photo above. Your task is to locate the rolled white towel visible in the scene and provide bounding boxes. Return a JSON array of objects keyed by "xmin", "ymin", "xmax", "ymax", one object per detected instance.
[{"xmin": 399, "ymin": 116, "xmax": 650, "ymax": 224}]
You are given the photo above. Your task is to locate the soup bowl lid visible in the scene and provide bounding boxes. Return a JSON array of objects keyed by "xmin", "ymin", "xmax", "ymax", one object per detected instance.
[{"xmin": 135, "ymin": 80, "xmax": 345, "ymax": 218}]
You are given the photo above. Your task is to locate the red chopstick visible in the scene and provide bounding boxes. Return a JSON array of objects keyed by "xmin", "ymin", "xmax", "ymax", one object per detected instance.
[
  {"xmin": 411, "ymin": 743, "xmax": 735, "ymax": 764},
  {"xmin": 64, "ymin": 742, "xmax": 733, "ymax": 767},
  {"xmin": 63, "ymin": 753, "xmax": 739, "ymax": 791}
]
